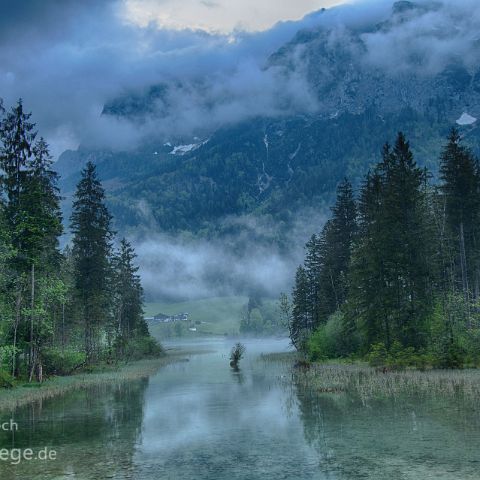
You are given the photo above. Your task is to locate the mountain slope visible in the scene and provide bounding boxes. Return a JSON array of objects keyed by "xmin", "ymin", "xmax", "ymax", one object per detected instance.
[{"xmin": 56, "ymin": 1, "xmax": 480, "ymax": 240}]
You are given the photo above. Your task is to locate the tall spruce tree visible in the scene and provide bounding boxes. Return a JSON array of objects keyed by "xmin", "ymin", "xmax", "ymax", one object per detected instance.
[
  {"xmin": 0, "ymin": 99, "xmax": 37, "ymax": 269},
  {"xmin": 290, "ymin": 266, "xmax": 311, "ymax": 350},
  {"xmin": 349, "ymin": 134, "xmax": 433, "ymax": 349},
  {"xmin": 112, "ymin": 238, "xmax": 148, "ymax": 344},
  {"xmin": 0, "ymin": 100, "xmax": 63, "ymax": 379},
  {"xmin": 303, "ymin": 234, "xmax": 323, "ymax": 329},
  {"xmin": 70, "ymin": 162, "xmax": 113, "ymax": 362},
  {"xmin": 317, "ymin": 179, "xmax": 357, "ymax": 324},
  {"xmin": 439, "ymin": 128, "xmax": 480, "ymax": 301}
]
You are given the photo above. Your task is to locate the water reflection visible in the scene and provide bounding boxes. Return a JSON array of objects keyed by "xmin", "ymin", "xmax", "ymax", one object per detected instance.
[
  {"xmin": 292, "ymin": 373, "xmax": 480, "ymax": 479},
  {"xmin": 0, "ymin": 339, "xmax": 479, "ymax": 480},
  {"xmin": 0, "ymin": 379, "xmax": 149, "ymax": 479}
]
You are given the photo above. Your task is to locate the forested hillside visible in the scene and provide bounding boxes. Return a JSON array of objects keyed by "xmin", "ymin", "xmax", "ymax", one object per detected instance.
[{"xmin": 55, "ymin": 1, "xmax": 480, "ymax": 242}]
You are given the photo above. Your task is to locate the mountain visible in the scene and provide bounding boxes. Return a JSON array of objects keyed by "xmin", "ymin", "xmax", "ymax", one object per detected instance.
[{"xmin": 56, "ymin": 1, "xmax": 480, "ymax": 242}]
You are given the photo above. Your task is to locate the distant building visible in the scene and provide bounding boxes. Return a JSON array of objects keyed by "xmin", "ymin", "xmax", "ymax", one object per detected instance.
[{"xmin": 152, "ymin": 312, "xmax": 189, "ymax": 323}]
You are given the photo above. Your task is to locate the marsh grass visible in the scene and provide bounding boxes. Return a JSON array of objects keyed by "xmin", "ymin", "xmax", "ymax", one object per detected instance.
[
  {"xmin": 261, "ymin": 351, "xmax": 480, "ymax": 400},
  {"xmin": 260, "ymin": 351, "xmax": 299, "ymax": 363},
  {"xmin": 0, "ymin": 354, "xmax": 187, "ymax": 412},
  {"xmin": 293, "ymin": 363, "xmax": 480, "ymax": 402}
]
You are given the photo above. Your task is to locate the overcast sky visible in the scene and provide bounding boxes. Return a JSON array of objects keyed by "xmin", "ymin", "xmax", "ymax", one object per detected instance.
[
  {"xmin": 0, "ymin": 0, "xmax": 346, "ymax": 157},
  {"xmin": 123, "ymin": 0, "xmax": 343, "ymax": 32},
  {"xmin": 2, "ymin": 0, "xmax": 477, "ymax": 159}
]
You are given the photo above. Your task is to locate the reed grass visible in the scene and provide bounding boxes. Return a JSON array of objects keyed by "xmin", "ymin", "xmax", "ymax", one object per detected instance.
[{"xmin": 293, "ymin": 363, "xmax": 480, "ymax": 401}]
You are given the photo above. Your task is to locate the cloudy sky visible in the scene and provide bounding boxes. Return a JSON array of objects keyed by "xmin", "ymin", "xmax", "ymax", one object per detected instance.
[
  {"xmin": 123, "ymin": 0, "xmax": 343, "ymax": 32},
  {"xmin": 0, "ymin": 0, "xmax": 346, "ymax": 157},
  {"xmin": 1, "ymin": 0, "xmax": 478, "ymax": 159}
]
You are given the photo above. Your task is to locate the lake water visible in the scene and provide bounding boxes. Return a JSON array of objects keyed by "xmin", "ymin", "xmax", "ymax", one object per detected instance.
[{"xmin": 0, "ymin": 338, "xmax": 479, "ymax": 479}]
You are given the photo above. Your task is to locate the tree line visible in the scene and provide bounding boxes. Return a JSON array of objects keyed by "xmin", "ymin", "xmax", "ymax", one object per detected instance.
[
  {"xmin": 288, "ymin": 130, "xmax": 480, "ymax": 368},
  {"xmin": 0, "ymin": 99, "xmax": 160, "ymax": 385}
]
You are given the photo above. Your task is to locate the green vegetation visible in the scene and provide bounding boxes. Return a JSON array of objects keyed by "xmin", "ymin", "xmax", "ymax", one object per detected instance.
[
  {"xmin": 0, "ymin": 356, "xmax": 176, "ymax": 412},
  {"xmin": 288, "ymin": 130, "xmax": 480, "ymax": 369},
  {"xmin": 146, "ymin": 296, "xmax": 281, "ymax": 338},
  {"xmin": 292, "ymin": 363, "xmax": 480, "ymax": 402},
  {"xmin": 0, "ymin": 99, "xmax": 161, "ymax": 387},
  {"xmin": 239, "ymin": 293, "xmax": 286, "ymax": 335},
  {"xmin": 60, "ymin": 108, "xmax": 480, "ymax": 243}
]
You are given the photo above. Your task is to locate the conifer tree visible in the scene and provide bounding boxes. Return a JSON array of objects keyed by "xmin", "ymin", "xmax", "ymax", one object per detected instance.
[
  {"xmin": 112, "ymin": 238, "xmax": 147, "ymax": 342},
  {"xmin": 290, "ymin": 266, "xmax": 311, "ymax": 350},
  {"xmin": 0, "ymin": 99, "xmax": 37, "ymax": 270},
  {"xmin": 349, "ymin": 134, "xmax": 433, "ymax": 349},
  {"xmin": 70, "ymin": 162, "xmax": 113, "ymax": 362},
  {"xmin": 303, "ymin": 234, "xmax": 323, "ymax": 328},
  {"xmin": 0, "ymin": 100, "xmax": 63, "ymax": 379},
  {"xmin": 439, "ymin": 128, "xmax": 480, "ymax": 301},
  {"xmin": 317, "ymin": 179, "xmax": 357, "ymax": 324}
]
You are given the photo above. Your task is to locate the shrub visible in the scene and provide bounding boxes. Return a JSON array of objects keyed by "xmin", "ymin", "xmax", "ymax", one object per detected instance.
[
  {"xmin": 308, "ymin": 312, "xmax": 351, "ymax": 361},
  {"xmin": 367, "ymin": 343, "xmax": 388, "ymax": 367},
  {"xmin": 42, "ymin": 348, "xmax": 86, "ymax": 376},
  {"xmin": 433, "ymin": 341, "xmax": 465, "ymax": 369},
  {"xmin": 230, "ymin": 343, "xmax": 246, "ymax": 368},
  {"xmin": 121, "ymin": 336, "xmax": 164, "ymax": 361},
  {"xmin": 0, "ymin": 369, "xmax": 14, "ymax": 389},
  {"xmin": 0, "ymin": 345, "xmax": 18, "ymax": 371}
]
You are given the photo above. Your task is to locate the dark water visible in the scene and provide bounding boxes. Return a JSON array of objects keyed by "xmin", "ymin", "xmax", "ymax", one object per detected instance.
[{"xmin": 0, "ymin": 338, "xmax": 479, "ymax": 479}]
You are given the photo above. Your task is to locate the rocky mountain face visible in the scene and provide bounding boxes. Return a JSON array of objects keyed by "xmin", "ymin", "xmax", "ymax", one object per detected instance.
[
  {"xmin": 56, "ymin": 1, "xmax": 480, "ymax": 241},
  {"xmin": 269, "ymin": 1, "xmax": 480, "ymax": 122}
]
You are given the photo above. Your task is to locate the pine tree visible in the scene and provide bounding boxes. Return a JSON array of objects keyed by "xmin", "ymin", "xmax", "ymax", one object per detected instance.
[
  {"xmin": 0, "ymin": 101, "xmax": 63, "ymax": 380},
  {"xmin": 112, "ymin": 238, "xmax": 147, "ymax": 343},
  {"xmin": 348, "ymin": 169, "xmax": 389, "ymax": 348},
  {"xmin": 70, "ymin": 162, "xmax": 113, "ymax": 362},
  {"xmin": 303, "ymin": 234, "xmax": 323, "ymax": 328},
  {"xmin": 439, "ymin": 128, "xmax": 480, "ymax": 301},
  {"xmin": 317, "ymin": 179, "xmax": 357, "ymax": 324},
  {"xmin": 349, "ymin": 134, "xmax": 433, "ymax": 349},
  {"xmin": 290, "ymin": 266, "xmax": 311, "ymax": 351},
  {"xmin": 0, "ymin": 99, "xmax": 37, "ymax": 269}
]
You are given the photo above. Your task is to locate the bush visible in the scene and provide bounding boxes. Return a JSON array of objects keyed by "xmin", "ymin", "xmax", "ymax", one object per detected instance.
[
  {"xmin": 230, "ymin": 343, "xmax": 246, "ymax": 368},
  {"xmin": 0, "ymin": 369, "xmax": 14, "ymax": 389},
  {"xmin": 367, "ymin": 343, "xmax": 388, "ymax": 367},
  {"xmin": 308, "ymin": 311, "xmax": 348, "ymax": 361},
  {"xmin": 42, "ymin": 348, "xmax": 86, "ymax": 376},
  {"xmin": 119, "ymin": 336, "xmax": 164, "ymax": 361},
  {"xmin": 0, "ymin": 345, "xmax": 17, "ymax": 371},
  {"xmin": 367, "ymin": 341, "xmax": 442, "ymax": 370},
  {"xmin": 432, "ymin": 341, "xmax": 465, "ymax": 369}
]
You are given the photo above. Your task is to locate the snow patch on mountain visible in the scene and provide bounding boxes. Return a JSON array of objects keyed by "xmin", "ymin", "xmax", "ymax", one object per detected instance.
[
  {"xmin": 170, "ymin": 139, "xmax": 209, "ymax": 155},
  {"xmin": 456, "ymin": 113, "xmax": 477, "ymax": 126}
]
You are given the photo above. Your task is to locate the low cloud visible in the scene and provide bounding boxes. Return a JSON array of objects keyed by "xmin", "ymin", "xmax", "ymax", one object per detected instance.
[
  {"xmin": 134, "ymin": 208, "xmax": 327, "ymax": 301},
  {"xmin": 2, "ymin": 1, "xmax": 478, "ymax": 158},
  {"xmin": 0, "ymin": 0, "xmax": 323, "ymax": 157}
]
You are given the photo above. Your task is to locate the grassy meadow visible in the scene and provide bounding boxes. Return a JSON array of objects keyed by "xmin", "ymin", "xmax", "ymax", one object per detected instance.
[{"xmin": 145, "ymin": 296, "xmax": 277, "ymax": 338}]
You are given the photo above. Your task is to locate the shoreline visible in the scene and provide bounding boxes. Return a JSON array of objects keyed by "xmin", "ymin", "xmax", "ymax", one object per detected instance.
[
  {"xmin": 0, "ymin": 352, "xmax": 188, "ymax": 412},
  {"xmin": 262, "ymin": 352, "xmax": 480, "ymax": 400}
]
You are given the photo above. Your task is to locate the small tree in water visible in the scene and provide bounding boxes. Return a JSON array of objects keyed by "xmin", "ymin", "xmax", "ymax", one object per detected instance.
[{"xmin": 230, "ymin": 343, "xmax": 246, "ymax": 369}]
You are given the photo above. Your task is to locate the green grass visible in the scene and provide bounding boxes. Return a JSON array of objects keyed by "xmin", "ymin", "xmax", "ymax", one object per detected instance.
[{"xmin": 145, "ymin": 296, "xmax": 249, "ymax": 336}]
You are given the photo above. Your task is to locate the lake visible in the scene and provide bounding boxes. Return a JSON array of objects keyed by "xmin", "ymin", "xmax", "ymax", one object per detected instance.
[{"xmin": 0, "ymin": 338, "xmax": 479, "ymax": 479}]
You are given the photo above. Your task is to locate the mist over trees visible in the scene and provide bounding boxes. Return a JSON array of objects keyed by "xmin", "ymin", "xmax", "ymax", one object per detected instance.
[
  {"xmin": 290, "ymin": 130, "xmax": 480, "ymax": 368},
  {"xmin": 0, "ymin": 99, "xmax": 160, "ymax": 385}
]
